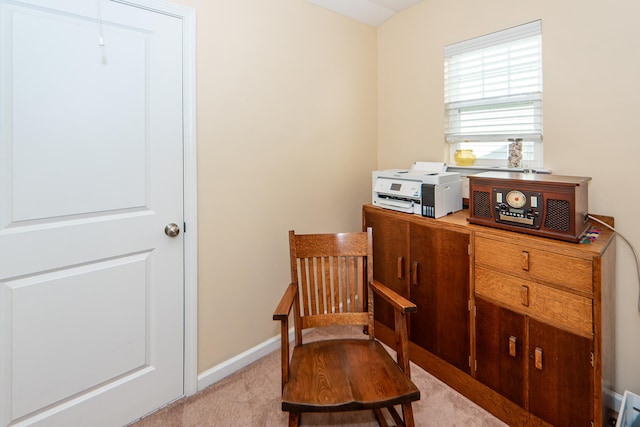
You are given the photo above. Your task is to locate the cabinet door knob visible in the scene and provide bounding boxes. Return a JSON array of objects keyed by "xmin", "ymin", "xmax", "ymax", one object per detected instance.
[
  {"xmin": 411, "ymin": 261, "xmax": 419, "ymax": 286},
  {"xmin": 397, "ymin": 257, "xmax": 404, "ymax": 279},
  {"xmin": 534, "ymin": 347, "xmax": 543, "ymax": 370},
  {"xmin": 509, "ymin": 336, "xmax": 517, "ymax": 357}
]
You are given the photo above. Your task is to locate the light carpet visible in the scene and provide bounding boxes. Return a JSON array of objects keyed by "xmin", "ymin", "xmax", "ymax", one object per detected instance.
[{"xmin": 130, "ymin": 326, "xmax": 507, "ymax": 426}]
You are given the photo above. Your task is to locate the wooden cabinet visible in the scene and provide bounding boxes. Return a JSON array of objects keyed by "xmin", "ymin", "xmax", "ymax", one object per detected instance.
[
  {"xmin": 362, "ymin": 204, "xmax": 616, "ymax": 427},
  {"xmin": 475, "ymin": 297, "xmax": 594, "ymax": 426},
  {"xmin": 475, "ymin": 232, "xmax": 598, "ymax": 426},
  {"xmin": 528, "ymin": 317, "xmax": 594, "ymax": 426},
  {"xmin": 475, "ymin": 296, "xmax": 526, "ymax": 407},
  {"xmin": 410, "ymin": 223, "xmax": 470, "ymax": 373},
  {"xmin": 364, "ymin": 208, "xmax": 410, "ymax": 329},
  {"xmin": 363, "ymin": 206, "xmax": 471, "ymax": 373}
]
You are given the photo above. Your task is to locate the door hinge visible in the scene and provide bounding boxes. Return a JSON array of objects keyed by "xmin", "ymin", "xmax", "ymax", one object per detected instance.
[{"xmin": 590, "ymin": 351, "xmax": 594, "ymax": 367}]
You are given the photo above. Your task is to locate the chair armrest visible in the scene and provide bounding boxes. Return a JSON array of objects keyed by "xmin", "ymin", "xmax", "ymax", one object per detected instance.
[
  {"xmin": 273, "ymin": 283, "xmax": 298, "ymax": 391},
  {"xmin": 370, "ymin": 280, "xmax": 417, "ymax": 314},
  {"xmin": 370, "ymin": 279, "xmax": 415, "ymax": 375},
  {"xmin": 273, "ymin": 283, "xmax": 298, "ymax": 321}
]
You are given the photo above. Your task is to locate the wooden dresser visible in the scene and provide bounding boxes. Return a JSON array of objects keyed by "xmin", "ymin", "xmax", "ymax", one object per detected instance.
[{"xmin": 362, "ymin": 204, "xmax": 616, "ymax": 426}]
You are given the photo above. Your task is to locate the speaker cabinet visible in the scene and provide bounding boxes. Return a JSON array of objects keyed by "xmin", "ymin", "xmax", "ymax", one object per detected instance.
[{"xmin": 468, "ymin": 172, "xmax": 591, "ymax": 242}]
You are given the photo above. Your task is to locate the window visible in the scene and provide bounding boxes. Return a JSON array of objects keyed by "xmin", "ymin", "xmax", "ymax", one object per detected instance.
[{"xmin": 445, "ymin": 21, "xmax": 543, "ymax": 168}]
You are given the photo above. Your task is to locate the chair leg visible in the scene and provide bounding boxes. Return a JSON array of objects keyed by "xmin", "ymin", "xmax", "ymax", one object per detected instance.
[
  {"xmin": 373, "ymin": 408, "xmax": 389, "ymax": 427},
  {"xmin": 386, "ymin": 406, "xmax": 402, "ymax": 426},
  {"xmin": 402, "ymin": 403, "xmax": 415, "ymax": 427},
  {"xmin": 288, "ymin": 412, "xmax": 300, "ymax": 427}
]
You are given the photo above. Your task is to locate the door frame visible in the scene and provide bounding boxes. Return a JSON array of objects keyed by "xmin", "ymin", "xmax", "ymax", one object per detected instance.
[{"xmin": 116, "ymin": 0, "xmax": 198, "ymax": 397}]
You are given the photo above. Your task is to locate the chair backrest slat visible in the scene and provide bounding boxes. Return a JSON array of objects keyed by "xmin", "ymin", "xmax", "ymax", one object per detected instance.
[
  {"xmin": 331, "ymin": 256, "xmax": 339, "ymax": 314},
  {"xmin": 295, "ymin": 259, "xmax": 311, "ymax": 316},
  {"xmin": 350, "ymin": 256, "xmax": 358, "ymax": 312},
  {"xmin": 315, "ymin": 258, "xmax": 324, "ymax": 315},
  {"xmin": 339, "ymin": 255, "xmax": 349, "ymax": 313}
]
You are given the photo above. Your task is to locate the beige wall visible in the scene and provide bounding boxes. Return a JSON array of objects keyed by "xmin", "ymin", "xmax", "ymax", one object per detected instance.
[
  {"xmin": 168, "ymin": 0, "xmax": 640, "ymax": 397},
  {"xmin": 170, "ymin": 0, "xmax": 377, "ymax": 372},
  {"xmin": 378, "ymin": 0, "xmax": 640, "ymax": 395}
]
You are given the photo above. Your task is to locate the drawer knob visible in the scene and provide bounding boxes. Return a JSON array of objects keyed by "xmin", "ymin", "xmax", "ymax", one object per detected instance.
[
  {"xmin": 520, "ymin": 285, "xmax": 530, "ymax": 307},
  {"xmin": 534, "ymin": 347, "xmax": 543, "ymax": 370},
  {"xmin": 521, "ymin": 251, "xmax": 530, "ymax": 271}
]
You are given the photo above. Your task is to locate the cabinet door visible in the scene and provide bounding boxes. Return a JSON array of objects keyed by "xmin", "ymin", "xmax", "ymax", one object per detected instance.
[
  {"xmin": 528, "ymin": 319, "xmax": 594, "ymax": 426},
  {"xmin": 410, "ymin": 223, "xmax": 470, "ymax": 373},
  {"xmin": 364, "ymin": 210, "xmax": 410, "ymax": 330},
  {"xmin": 475, "ymin": 297, "xmax": 526, "ymax": 407}
]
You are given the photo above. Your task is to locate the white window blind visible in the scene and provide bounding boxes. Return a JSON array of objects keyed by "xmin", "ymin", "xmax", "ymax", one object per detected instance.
[{"xmin": 444, "ymin": 21, "xmax": 543, "ymax": 150}]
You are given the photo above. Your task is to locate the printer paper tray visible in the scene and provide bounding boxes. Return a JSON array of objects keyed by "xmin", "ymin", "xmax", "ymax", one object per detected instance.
[{"xmin": 375, "ymin": 199, "xmax": 415, "ymax": 213}]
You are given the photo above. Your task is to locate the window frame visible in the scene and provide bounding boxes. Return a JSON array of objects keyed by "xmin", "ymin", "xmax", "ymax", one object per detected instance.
[{"xmin": 444, "ymin": 21, "xmax": 543, "ymax": 169}]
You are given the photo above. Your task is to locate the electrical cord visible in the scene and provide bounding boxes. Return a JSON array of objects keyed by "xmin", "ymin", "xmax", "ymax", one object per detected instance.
[{"xmin": 588, "ymin": 214, "xmax": 640, "ymax": 313}]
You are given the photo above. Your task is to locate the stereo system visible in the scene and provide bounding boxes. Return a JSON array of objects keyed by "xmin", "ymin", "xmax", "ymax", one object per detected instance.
[{"xmin": 467, "ymin": 171, "xmax": 591, "ymax": 242}]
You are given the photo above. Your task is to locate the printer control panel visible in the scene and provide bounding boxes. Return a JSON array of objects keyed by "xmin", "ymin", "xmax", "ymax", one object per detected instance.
[{"xmin": 374, "ymin": 178, "xmax": 421, "ymax": 198}]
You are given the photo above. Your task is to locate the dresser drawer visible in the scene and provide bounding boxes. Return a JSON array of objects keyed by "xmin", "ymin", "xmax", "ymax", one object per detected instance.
[
  {"xmin": 475, "ymin": 266, "xmax": 593, "ymax": 338},
  {"xmin": 475, "ymin": 236, "xmax": 593, "ymax": 294}
]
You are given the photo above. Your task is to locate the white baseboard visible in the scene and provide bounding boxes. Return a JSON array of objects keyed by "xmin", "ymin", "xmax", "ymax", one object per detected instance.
[
  {"xmin": 197, "ymin": 328, "xmax": 296, "ymax": 392},
  {"xmin": 605, "ymin": 388, "xmax": 623, "ymax": 425},
  {"xmin": 606, "ymin": 389, "xmax": 623, "ymax": 414}
]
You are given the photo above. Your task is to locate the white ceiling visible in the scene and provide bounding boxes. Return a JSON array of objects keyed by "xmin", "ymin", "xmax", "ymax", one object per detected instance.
[{"xmin": 306, "ymin": 0, "xmax": 424, "ymax": 27}]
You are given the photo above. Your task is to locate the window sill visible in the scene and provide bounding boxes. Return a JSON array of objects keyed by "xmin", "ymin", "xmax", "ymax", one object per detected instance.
[{"xmin": 445, "ymin": 164, "xmax": 551, "ymax": 177}]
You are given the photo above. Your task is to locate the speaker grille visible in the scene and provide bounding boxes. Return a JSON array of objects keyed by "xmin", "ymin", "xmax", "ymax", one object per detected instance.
[
  {"xmin": 473, "ymin": 191, "xmax": 492, "ymax": 218},
  {"xmin": 545, "ymin": 199, "xmax": 570, "ymax": 231}
]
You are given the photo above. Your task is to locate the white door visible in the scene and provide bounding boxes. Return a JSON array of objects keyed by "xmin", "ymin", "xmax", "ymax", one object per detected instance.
[{"xmin": 0, "ymin": 1, "xmax": 185, "ymax": 425}]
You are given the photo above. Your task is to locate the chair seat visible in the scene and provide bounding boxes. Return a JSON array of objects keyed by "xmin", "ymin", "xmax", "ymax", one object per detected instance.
[{"xmin": 282, "ymin": 339, "xmax": 420, "ymax": 413}]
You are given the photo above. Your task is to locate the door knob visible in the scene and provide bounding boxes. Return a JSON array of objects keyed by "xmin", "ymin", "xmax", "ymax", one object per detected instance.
[{"xmin": 164, "ymin": 223, "xmax": 180, "ymax": 237}]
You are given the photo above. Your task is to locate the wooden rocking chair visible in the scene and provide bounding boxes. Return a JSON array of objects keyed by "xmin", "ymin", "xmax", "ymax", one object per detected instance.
[{"xmin": 273, "ymin": 228, "xmax": 420, "ymax": 426}]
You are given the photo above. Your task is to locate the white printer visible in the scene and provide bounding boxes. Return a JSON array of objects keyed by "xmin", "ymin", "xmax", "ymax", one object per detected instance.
[{"xmin": 372, "ymin": 162, "xmax": 462, "ymax": 218}]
